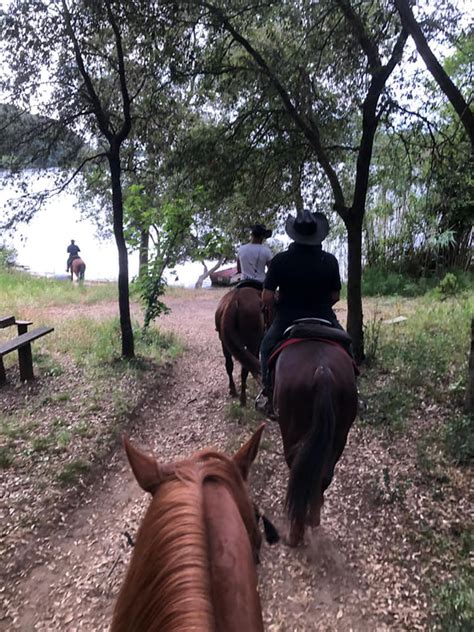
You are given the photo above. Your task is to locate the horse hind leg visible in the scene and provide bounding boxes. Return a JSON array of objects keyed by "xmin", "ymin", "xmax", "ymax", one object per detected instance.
[
  {"xmin": 222, "ymin": 344, "xmax": 237, "ymax": 397},
  {"xmin": 240, "ymin": 366, "xmax": 249, "ymax": 407}
]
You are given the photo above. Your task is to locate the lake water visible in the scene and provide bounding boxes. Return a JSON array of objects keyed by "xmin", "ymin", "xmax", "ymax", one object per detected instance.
[{"xmin": 0, "ymin": 173, "xmax": 212, "ymax": 287}]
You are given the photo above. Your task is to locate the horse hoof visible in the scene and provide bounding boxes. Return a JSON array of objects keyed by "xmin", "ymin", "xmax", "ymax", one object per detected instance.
[{"xmin": 283, "ymin": 526, "xmax": 304, "ymax": 548}]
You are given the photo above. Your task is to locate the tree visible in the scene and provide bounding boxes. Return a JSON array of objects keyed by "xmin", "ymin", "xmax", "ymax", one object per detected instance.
[
  {"xmin": 1, "ymin": 0, "xmax": 185, "ymax": 357},
  {"xmin": 180, "ymin": 0, "xmax": 408, "ymax": 361},
  {"xmin": 361, "ymin": 30, "xmax": 473, "ymax": 276},
  {"xmin": 394, "ymin": 0, "xmax": 474, "ymax": 153},
  {"xmin": 0, "ymin": 104, "xmax": 85, "ymax": 169}
]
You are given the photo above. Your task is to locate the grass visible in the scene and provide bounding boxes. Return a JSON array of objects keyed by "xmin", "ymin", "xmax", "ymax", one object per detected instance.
[
  {"xmin": 443, "ymin": 414, "xmax": 474, "ymax": 465},
  {"xmin": 434, "ymin": 570, "xmax": 474, "ymax": 631},
  {"xmin": 0, "ymin": 445, "xmax": 14, "ymax": 468},
  {"xmin": 57, "ymin": 459, "xmax": 90, "ymax": 486},
  {"xmin": 0, "ymin": 266, "xmax": 117, "ymax": 311},
  {"xmin": 61, "ymin": 317, "xmax": 182, "ymax": 370},
  {"xmin": 1, "ymin": 265, "xmax": 184, "ymax": 551},
  {"xmin": 358, "ymin": 289, "xmax": 473, "ymax": 627}
]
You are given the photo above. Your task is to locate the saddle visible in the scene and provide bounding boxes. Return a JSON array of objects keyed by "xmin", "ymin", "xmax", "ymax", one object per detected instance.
[
  {"xmin": 283, "ymin": 318, "xmax": 353, "ymax": 346},
  {"xmin": 268, "ymin": 318, "xmax": 357, "ymax": 373},
  {"xmin": 235, "ymin": 279, "xmax": 264, "ymax": 291}
]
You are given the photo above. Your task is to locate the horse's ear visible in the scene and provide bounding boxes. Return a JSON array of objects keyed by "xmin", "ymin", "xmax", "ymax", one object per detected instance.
[
  {"xmin": 123, "ymin": 435, "xmax": 162, "ymax": 494},
  {"xmin": 233, "ymin": 423, "xmax": 265, "ymax": 480}
]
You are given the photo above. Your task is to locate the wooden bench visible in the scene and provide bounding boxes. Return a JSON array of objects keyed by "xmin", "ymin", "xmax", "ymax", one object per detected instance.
[{"xmin": 0, "ymin": 315, "xmax": 54, "ymax": 383}]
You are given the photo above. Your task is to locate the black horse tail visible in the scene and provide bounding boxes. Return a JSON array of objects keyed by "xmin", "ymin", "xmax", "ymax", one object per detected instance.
[
  {"xmin": 285, "ymin": 366, "xmax": 335, "ymax": 532},
  {"xmin": 221, "ymin": 294, "xmax": 261, "ymax": 379}
]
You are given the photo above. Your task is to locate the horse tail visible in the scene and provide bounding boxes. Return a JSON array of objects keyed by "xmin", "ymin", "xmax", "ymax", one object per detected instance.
[
  {"xmin": 221, "ymin": 294, "xmax": 261, "ymax": 379},
  {"xmin": 285, "ymin": 366, "xmax": 335, "ymax": 532}
]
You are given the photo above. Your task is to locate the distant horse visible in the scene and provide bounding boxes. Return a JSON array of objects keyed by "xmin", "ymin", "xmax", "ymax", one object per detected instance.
[
  {"xmin": 215, "ymin": 285, "xmax": 264, "ymax": 406},
  {"xmin": 272, "ymin": 338, "xmax": 357, "ymax": 546},
  {"xmin": 70, "ymin": 257, "xmax": 85, "ymax": 281},
  {"xmin": 111, "ymin": 424, "xmax": 266, "ymax": 632}
]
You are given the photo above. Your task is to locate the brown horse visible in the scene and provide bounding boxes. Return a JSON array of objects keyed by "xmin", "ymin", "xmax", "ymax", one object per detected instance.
[
  {"xmin": 215, "ymin": 286, "xmax": 264, "ymax": 406},
  {"xmin": 112, "ymin": 424, "xmax": 266, "ymax": 632},
  {"xmin": 70, "ymin": 257, "xmax": 86, "ymax": 281},
  {"xmin": 273, "ymin": 340, "xmax": 357, "ymax": 546}
]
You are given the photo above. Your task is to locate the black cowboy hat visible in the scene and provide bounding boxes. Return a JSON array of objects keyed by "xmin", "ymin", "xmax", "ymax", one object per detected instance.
[
  {"xmin": 285, "ymin": 209, "xmax": 329, "ymax": 245},
  {"xmin": 250, "ymin": 224, "xmax": 272, "ymax": 239}
]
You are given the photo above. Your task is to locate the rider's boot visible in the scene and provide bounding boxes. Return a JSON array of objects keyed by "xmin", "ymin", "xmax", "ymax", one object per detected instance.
[{"xmin": 255, "ymin": 389, "xmax": 277, "ymax": 420}]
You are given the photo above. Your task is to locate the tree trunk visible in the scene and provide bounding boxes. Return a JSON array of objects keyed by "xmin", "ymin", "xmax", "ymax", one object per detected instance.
[
  {"xmin": 195, "ymin": 257, "xmax": 224, "ymax": 289},
  {"xmin": 109, "ymin": 149, "xmax": 134, "ymax": 358},
  {"xmin": 346, "ymin": 214, "xmax": 364, "ymax": 363},
  {"xmin": 139, "ymin": 229, "xmax": 149, "ymax": 279}
]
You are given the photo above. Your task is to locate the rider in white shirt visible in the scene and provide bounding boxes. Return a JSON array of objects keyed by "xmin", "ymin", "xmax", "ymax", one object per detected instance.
[{"xmin": 237, "ymin": 224, "xmax": 272, "ymax": 283}]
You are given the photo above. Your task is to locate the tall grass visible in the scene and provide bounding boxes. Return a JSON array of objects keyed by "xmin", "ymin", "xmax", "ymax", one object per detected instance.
[
  {"xmin": 63, "ymin": 317, "xmax": 182, "ymax": 368},
  {"xmin": 0, "ymin": 267, "xmax": 117, "ymax": 311}
]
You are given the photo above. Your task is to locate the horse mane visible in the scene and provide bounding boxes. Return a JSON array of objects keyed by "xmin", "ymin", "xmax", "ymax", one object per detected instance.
[{"xmin": 111, "ymin": 450, "xmax": 260, "ymax": 632}]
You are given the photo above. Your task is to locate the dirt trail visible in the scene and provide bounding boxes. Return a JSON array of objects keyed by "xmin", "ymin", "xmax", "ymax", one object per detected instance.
[{"xmin": 4, "ymin": 294, "xmax": 387, "ymax": 631}]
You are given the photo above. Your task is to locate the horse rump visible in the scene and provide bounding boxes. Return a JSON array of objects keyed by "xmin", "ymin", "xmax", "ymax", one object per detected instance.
[{"xmin": 220, "ymin": 292, "xmax": 261, "ymax": 378}]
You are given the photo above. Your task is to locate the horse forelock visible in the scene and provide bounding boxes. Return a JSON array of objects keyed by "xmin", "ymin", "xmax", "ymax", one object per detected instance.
[{"xmin": 112, "ymin": 451, "xmax": 259, "ymax": 632}]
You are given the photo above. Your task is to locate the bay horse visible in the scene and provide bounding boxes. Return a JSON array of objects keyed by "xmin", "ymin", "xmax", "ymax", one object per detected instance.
[
  {"xmin": 272, "ymin": 338, "xmax": 357, "ymax": 546},
  {"xmin": 215, "ymin": 284, "xmax": 264, "ymax": 406},
  {"xmin": 70, "ymin": 257, "xmax": 85, "ymax": 281},
  {"xmin": 112, "ymin": 424, "xmax": 266, "ymax": 632}
]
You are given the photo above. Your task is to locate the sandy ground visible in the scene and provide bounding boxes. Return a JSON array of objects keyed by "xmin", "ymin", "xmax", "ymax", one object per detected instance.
[{"xmin": 1, "ymin": 292, "xmax": 433, "ymax": 630}]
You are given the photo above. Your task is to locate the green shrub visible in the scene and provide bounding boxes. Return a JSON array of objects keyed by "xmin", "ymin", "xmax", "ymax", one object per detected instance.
[
  {"xmin": 362, "ymin": 266, "xmax": 472, "ymax": 298},
  {"xmin": 0, "ymin": 244, "xmax": 16, "ymax": 268},
  {"xmin": 434, "ymin": 571, "xmax": 474, "ymax": 631},
  {"xmin": 436, "ymin": 272, "xmax": 459, "ymax": 299},
  {"xmin": 362, "ymin": 266, "xmax": 429, "ymax": 297}
]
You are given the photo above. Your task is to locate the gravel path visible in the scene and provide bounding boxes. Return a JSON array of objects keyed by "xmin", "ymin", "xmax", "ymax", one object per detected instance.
[{"xmin": 2, "ymin": 292, "xmax": 420, "ymax": 630}]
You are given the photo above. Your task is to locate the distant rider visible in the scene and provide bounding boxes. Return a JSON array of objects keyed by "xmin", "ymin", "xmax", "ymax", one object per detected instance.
[
  {"xmin": 237, "ymin": 224, "xmax": 273, "ymax": 284},
  {"xmin": 256, "ymin": 209, "xmax": 346, "ymax": 416},
  {"xmin": 66, "ymin": 239, "xmax": 81, "ymax": 273}
]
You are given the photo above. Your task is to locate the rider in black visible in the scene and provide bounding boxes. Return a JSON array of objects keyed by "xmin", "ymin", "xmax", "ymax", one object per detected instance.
[
  {"xmin": 66, "ymin": 239, "xmax": 81, "ymax": 272},
  {"xmin": 256, "ymin": 209, "xmax": 345, "ymax": 416}
]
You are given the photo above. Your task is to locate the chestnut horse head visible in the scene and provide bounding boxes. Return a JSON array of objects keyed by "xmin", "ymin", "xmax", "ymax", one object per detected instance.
[
  {"xmin": 112, "ymin": 424, "xmax": 266, "ymax": 632},
  {"xmin": 273, "ymin": 340, "xmax": 357, "ymax": 546},
  {"xmin": 70, "ymin": 257, "xmax": 85, "ymax": 281},
  {"xmin": 215, "ymin": 285, "xmax": 264, "ymax": 406}
]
